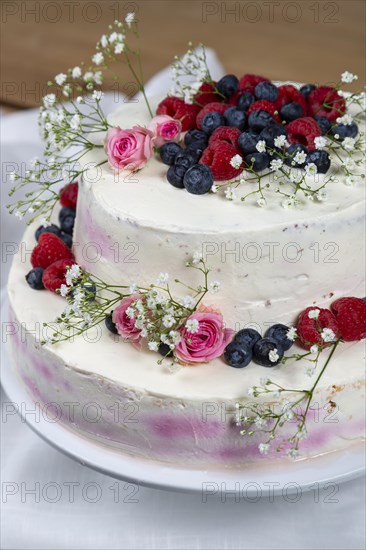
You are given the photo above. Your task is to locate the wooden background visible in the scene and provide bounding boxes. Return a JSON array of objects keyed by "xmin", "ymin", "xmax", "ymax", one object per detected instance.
[{"xmin": 1, "ymin": 0, "xmax": 365, "ymax": 111}]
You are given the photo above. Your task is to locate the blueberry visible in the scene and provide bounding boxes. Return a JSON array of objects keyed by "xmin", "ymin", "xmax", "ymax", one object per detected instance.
[
  {"xmin": 234, "ymin": 328, "xmax": 261, "ymax": 348},
  {"xmin": 159, "ymin": 142, "xmax": 182, "ymax": 165},
  {"xmin": 105, "ymin": 313, "xmax": 118, "ymax": 334},
  {"xmin": 174, "ymin": 151, "xmax": 196, "ymax": 170},
  {"xmin": 167, "ymin": 164, "xmax": 187, "ymax": 188},
  {"xmin": 25, "ymin": 267, "xmax": 44, "ymax": 290},
  {"xmin": 158, "ymin": 343, "xmax": 173, "ymax": 357},
  {"xmin": 185, "ymin": 144, "xmax": 205, "ymax": 163},
  {"xmin": 183, "ymin": 164, "xmax": 213, "ymax": 195},
  {"xmin": 201, "ymin": 112, "xmax": 226, "ymax": 134},
  {"xmin": 245, "ymin": 152, "xmax": 270, "ymax": 172},
  {"xmin": 237, "ymin": 91, "xmax": 255, "ymax": 112},
  {"xmin": 184, "ymin": 129, "xmax": 208, "ymax": 147},
  {"xmin": 59, "ymin": 207, "xmax": 76, "ymax": 235},
  {"xmin": 59, "ymin": 231, "xmax": 73, "ymax": 248},
  {"xmin": 216, "ymin": 74, "xmax": 239, "ymax": 98},
  {"xmin": 248, "ymin": 110, "xmax": 273, "ymax": 132},
  {"xmin": 254, "ymin": 81, "xmax": 279, "ymax": 102},
  {"xmin": 265, "ymin": 324, "xmax": 294, "ymax": 352},
  {"xmin": 314, "ymin": 116, "xmax": 331, "ymax": 136},
  {"xmin": 280, "ymin": 102, "xmax": 304, "ymax": 122},
  {"xmin": 224, "ymin": 107, "xmax": 246, "ymax": 130},
  {"xmin": 253, "ymin": 337, "xmax": 284, "ymax": 367},
  {"xmin": 260, "ymin": 124, "xmax": 286, "ymax": 148},
  {"xmin": 82, "ymin": 282, "xmax": 97, "ymax": 301},
  {"xmin": 224, "ymin": 341, "xmax": 252, "ymax": 368},
  {"xmin": 306, "ymin": 150, "xmax": 331, "ymax": 174},
  {"xmin": 35, "ymin": 223, "xmax": 61, "ymax": 242},
  {"xmin": 285, "ymin": 144, "xmax": 308, "ymax": 167},
  {"xmin": 330, "ymin": 122, "xmax": 358, "ymax": 140},
  {"xmin": 299, "ymin": 84, "xmax": 316, "ymax": 99},
  {"xmin": 238, "ymin": 132, "xmax": 260, "ymax": 154}
]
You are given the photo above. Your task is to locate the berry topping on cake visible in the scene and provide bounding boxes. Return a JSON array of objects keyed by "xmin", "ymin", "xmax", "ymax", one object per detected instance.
[
  {"xmin": 314, "ymin": 116, "xmax": 332, "ymax": 135},
  {"xmin": 167, "ymin": 164, "xmax": 187, "ymax": 188},
  {"xmin": 330, "ymin": 297, "xmax": 366, "ymax": 342},
  {"xmin": 239, "ymin": 74, "xmax": 269, "ymax": 93},
  {"xmin": 330, "ymin": 121, "xmax": 359, "ymax": 141},
  {"xmin": 265, "ymin": 324, "xmax": 295, "ymax": 351},
  {"xmin": 280, "ymin": 102, "xmax": 304, "ymax": 122},
  {"xmin": 59, "ymin": 206, "xmax": 76, "ymax": 235},
  {"xmin": 306, "ymin": 150, "xmax": 331, "ymax": 173},
  {"xmin": 158, "ymin": 343, "xmax": 174, "ymax": 358},
  {"xmin": 254, "ymin": 81, "xmax": 279, "ymax": 102},
  {"xmin": 105, "ymin": 312, "xmax": 119, "ymax": 334},
  {"xmin": 59, "ymin": 232, "xmax": 73, "ymax": 248},
  {"xmin": 276, "ymin": 84, "xmax": 307, "ymax": 113},
  {"xmin": 299, "ymin": 83, "xmax": 316, "ymax": 99},
  {"xmin": 247, "ymin": 99, "xmax": 279, "ymax": 120},
  {"xmin": 248, "ymin": 110, "xmax": 274, "ymax": 133},
  {"xmin": 296, "ymin": 307, "xmax": 340, "ymax": 349},
  {"xmin": 285, "ymin": 144, "xmax": 308, "ymax": 167},
  {"xmin": 224, "ymin": 341, "xmax": 252, "ymax": 368},
  {"xmin": 224, "ymin": 107, "xmax": 246, "ymax": 130},
  {"xmin": 216, "ymin": 74, "xmax": 239, "ymax": 98},
  {"xmin": 25, "ymin": 267, "xmax": 45, "ymax": 290},
  {"xmin": 286, "ymin": 117, "xmax": 321, "ymax": 151},
  {"xmin": 60, "ymin": 182, "xmax": 79, "ymax": 209},
  {"xmin": 183, "ymin": 164, "xmax": 213, "ymax": 195},
  {"xmin": 238, "ymin": 131, "xmax": 260, "ymax": 154},
  {"xmin": 235, "ymin": 328, "xmax": 262, "ymax": 348},
  {"xmin": 209, "ymin": 126, "xmax": 241, "ymax": 149},
  {"xmin": 184, "ymin": 129, "xmax": 208, "ymax": 148},
  {"xmin": 199, "ymin": 142, "xmax": 243, "ymax": 181},
  {"xmin": 194, "ymin": 81, "xmax": 221, "ymax": 106},
  {"xmin": 237, "ymin": 91, "xmax": 255, "ymax": 112},
  {"xmin": 307, "ymin": 86, "xmax": 346, "ymax": 121},
  {"xmin": 259, "ymin": 124, "xmax": 287, "ymax": 148},
  {"xmin": 201, "ymin": 111, "xmax": 226, "ymax": 134},
  {"xmin": 42, "ymin": 258, "xmax": 76, "ymax": 293},
  {"xmin": 253, "ymin": 337, "xmax": 284, "ymax": 367},
  {"xmin": 35, "ymin": 223, "xmax": 61, "ymax": 241},
  {"xmin": 159, "ymin": 142, "xmax": 183, "ymax": 165},
  {"xmin": 156, "ymin": 97, "xmax": 200, "ymax": 131},
  {"xmin": 31, "ymin": 233, "xmax": 74, "ymax": 269},
  {"xmin": 196, "ymin": 102, "xmax": 228, "ymax": 129},
  {"xmin": 245, "ymin": 152, "xmax": 270, "ymax": 172}
]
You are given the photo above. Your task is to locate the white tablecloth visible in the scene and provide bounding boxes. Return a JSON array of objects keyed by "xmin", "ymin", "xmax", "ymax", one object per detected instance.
[{"xmin": 1, "ymin": 51, "xmax": 365, "ymax": 550}]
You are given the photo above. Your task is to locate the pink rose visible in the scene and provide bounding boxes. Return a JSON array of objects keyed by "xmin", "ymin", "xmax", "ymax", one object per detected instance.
[
  {"xmin": 112, "ymin": 294, "xmax": 143, "ymax": 342},
  {"xmin": 105, "ymin": 126, "xmax": 153, "ymax": 171},
  {"xmin": 148, "ymin": 115, "xmax": 182, "ymax": 147},
  {"xmin": 175, "ymin": 309, "xmax": 234, "ymax": 364}
]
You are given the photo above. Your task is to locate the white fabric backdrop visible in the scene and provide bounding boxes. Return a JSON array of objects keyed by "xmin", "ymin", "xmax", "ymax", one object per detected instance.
[{"xmin": 1, "ymin": 51, "xmax": 365, "ymax": 550}]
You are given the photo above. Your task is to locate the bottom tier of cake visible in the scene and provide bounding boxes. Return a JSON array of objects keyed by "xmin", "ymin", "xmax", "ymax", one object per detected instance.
[{"xmin": 6, "ymin": 225, "xmax": 366, "ymax": 466}]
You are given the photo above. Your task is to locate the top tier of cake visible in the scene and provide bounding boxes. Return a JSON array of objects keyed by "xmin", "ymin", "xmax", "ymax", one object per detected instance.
[{"xmin": 73, "ymin": 97, "xmax": 365, "ymax": 332}]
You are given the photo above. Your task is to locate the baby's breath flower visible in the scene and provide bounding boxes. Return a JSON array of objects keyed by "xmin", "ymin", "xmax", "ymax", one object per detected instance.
[
  {"xmin": 258, "ymin": 443, "xmax": 270, "ymax": 455},
  {"xmin": 336, "ymin": 114, "xmax": 353, "ymax": 125},
  {"xmin": 72, "ymin": 66, "xmax": 82, "ymax": 78},
  {"xmin": 125, "ymin": 12, "xmax": 135, "ymax": 27},
  {"xmin": 341, "ymin": 71, "xmax": 358, "ymax": 83},
  {"xmin": 224, "ymin": 188, "xmax": 237, "ymax": 201},
  {"xmin": 129, "ymin": 283, "xmax": 138, "ymax": 294},
  {"xmin": 270, "ymin": 159, "xmax": 283, "ymax": 171},
  {"xmin": 162, "ymin": 314, "xmax": 175, "ymax": 328},
  {"xmin": 287, "ymin": 327, "xmax": 297, "ymax": 341},
  {"xmin": 343, "ymin": 137, "xmax": 355, "ymax": 151},
  {"xmin": 156, "ymin": 272, "xmax": 169, "ymax": 286},
  {"xmin": 55, "ymin": 73, "xmax": 67, "ymax": 86},
  {"xmin": 305, "ymin": 163, "xmax": 318, "ymax": 176},
  {"xmin": 256, "ymin": 140, "xmax": 266, "ymax": 153},
  {"xmin": 185, "ymin": 318, "xmax": 199, "ymax": 333},
  {"xmin": 316, "ymin": 189, "xmax": 328, "ymax": 201},
  {"xmin": 345, "ymin": 175, "xmax": 360, "ymax": 186},
  {"xmin": 92, "ymin": 90, "xmax": 104, "ymax": 100},
  {"xmin": 269, "ymin": 348, "xmax": 279, "ymax": 363},
  {"xmin": 321, "ymin": 327, "xmax": 336, "ymax": 342},
  {"xmin": 257, "ymin": 197, "xmax": 266, "ymax": 207},
  {"xmin": 308, "ymin": 309, "xmax": 319, "ymax": 320},
  {"xmin": 148, "ymin": 341, "xmax": 159, "ymax": 352},
  {"xmin": 310, "ymin": 344, "xmax": 319, "ymax": 354},
  {"xmin": 287, "ymin": 448, "xmax": 299, "ymax": 459},
  {"xmin": 65, "ymin": 264, "xmax": 81, "ymax": 286},
  {"xmin": 314, "ymin": 136, "xmax": 327, "ymax": 150},
  {"xmin": 59, "ymin": 284, "xmax": 69, "ymax": 297},
  {"xmin": 230, "ymin": 154, "xmax": 243, "ymax": 169},
  {"xmin": 294, "ymin": 150, "xmax": 307, "ymax": 164},
  {"xmin": 92, "ymin": 52, "xmax": 104, "ymax": 65},
  {"xmin": 182, "ymin": 295, "xmax": 195, "ymax": 309},
  {"xmin": 43, "ymin": 93, "xmax": 56, "ymax": 108},
  {"xmin": 274, "ymin": 135, "xmax": 286, "ymax": 148},
  {"xmin": 114, "ymin": 43, "xmax": 124, "ymax": 55},
  {"xmin": 209, "ymin": 281, "xmax": 221, "ymax": 294}
]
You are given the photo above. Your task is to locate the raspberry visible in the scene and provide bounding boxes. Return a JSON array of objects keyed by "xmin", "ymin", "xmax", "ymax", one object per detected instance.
[
  {"xmin": 199, "ymin": 142, "xmax": 243, "ymax": 181},
  {"xmin": 330, "ymin": 297, "xmax": 366, "ymax": 342},
  {"xmin": 276, "ymin": 84, "xmax": 307, "ymax": 114},
  {"xmin": 60, "ymin": 182, "xmax": 79, "ymax": 209},
  {"xmin": 247, "ymin": 100, "xmax": 280, "ymax": 122},
  {"xmin": 196, "ymin": 102, "xmax": 228, "ymax": 129},
  {"xmin": 42, "ymin": 258, "xmax": 76, "ymax": 293},
  {"xmin": 238, "ymin": 74, "xmax": 269, "ymax": 93},
  {"xmin": 208, "ymin": 126, "xmax": 241, "ymax": 149},
  {"xmin": 296, "ymin": 306, "xmax": 340, "ymax": 350},
  {"xmin": 156, "ymin": 96, "xmax": 199, "ymax": 131},
  {"xmin": 286, "ymin": 117, "xmax": 321, "ymax": 152},
  {"xmin": 227, "ymin": 90, "xmax": 242, "ymax": 106},
  {"xmin": 194, "ymin": 82, "xmax": 222, "ymax": 106},
  {"xmin": 31, "ymin": 233, "xmax": 74, "ymax": 269},
  {"xmin": 307, "ymin": 86, "xmax": 346, "ymax": 121}
]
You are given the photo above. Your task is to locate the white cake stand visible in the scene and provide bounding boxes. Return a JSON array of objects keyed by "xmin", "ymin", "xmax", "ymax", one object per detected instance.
[{"xmin": 2, "ymin": 342, "xmax": 365, "ymax": 496}]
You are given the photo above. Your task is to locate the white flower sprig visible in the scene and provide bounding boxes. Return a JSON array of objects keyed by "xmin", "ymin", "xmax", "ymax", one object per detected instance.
[
  {"xmin": 169, "ymin": 43, "xmax": 213, "ymax": 103},
  {"xmin": 237, "ymin": 339, "xmax": 340, "ymax": 457},
  {"xmin": 43, "ymin": 255, "xmax": 213, "ymax": 368},
  {"xmin": 8, "ymin": 16, "xmax": 152, "ymax": 223}
]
